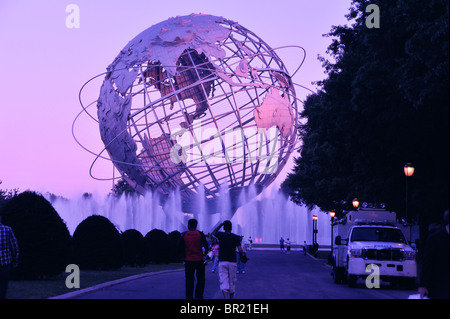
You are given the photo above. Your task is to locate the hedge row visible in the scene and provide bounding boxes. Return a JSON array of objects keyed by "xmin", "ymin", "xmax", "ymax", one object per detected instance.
[{"xmin": 0, "ymin": 191, "xmax": 182, "ymax": 280}]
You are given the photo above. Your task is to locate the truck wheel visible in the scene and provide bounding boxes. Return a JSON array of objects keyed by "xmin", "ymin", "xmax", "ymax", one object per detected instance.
[
  {"xmin": 333, "ymin": 266, "xmax": 344, "ymax": 284},
  {"xmin": 348, "ymin": 274, "xmax": 357, "ymax": 288}
]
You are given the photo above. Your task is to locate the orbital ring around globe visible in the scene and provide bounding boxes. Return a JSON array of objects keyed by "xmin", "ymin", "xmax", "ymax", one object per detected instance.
[{"xmin": 73, "ymin": 14, "xmax": 310, "ymax": 213}]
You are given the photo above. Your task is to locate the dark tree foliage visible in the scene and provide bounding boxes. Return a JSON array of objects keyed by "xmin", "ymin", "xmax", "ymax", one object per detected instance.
[
  {"xmin": 0, "ymin": 191, "xmax": 71, "ymax": 279},
  {"xmin": 0, "ymin": 180, "xmax": 19, "ymax": 202},
  {"xmin": 121, "ymin": 229, "xmax": 151, "ymax": 266},
  {"xmin": 144, "ymin": 229, "xmax": 171, "ymax": 264},
  {"xmin": 168, "ymin": 230, "xmax": 182, "ymax": 262},
  {"xmin": 72, "ymin": 215, "xmax": 123, "ymax": 270},
  {"xmin": 111, "ymin": 178, "xmax": 136, "ymax": 196},
  {"xmin": 283, "ymin": 0, "xmax": 448, "ymax": 226}
]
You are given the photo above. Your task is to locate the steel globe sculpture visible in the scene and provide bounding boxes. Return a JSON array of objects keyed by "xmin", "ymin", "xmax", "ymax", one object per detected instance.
[{"xmin": 77, "ymin": 14, "xmax": 304, "ymax": 213}]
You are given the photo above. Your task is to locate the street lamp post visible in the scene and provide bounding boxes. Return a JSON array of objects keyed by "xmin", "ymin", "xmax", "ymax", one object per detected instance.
[
  {"xmin": 312, "ymin": 215, "xmax": 318, "ymax": 257},
  {"xmin": 330, "ymin": 210, "xmax": 335, "ymax": 262},
  {"xmin": 404, "ymin": 163, "xmax": 415, "ymax": 223}
]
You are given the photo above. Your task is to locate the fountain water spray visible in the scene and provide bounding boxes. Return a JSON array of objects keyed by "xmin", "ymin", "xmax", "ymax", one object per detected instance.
[{"xmin": 49, "ymin": 187, "xmax": 330, "ymax": 246}]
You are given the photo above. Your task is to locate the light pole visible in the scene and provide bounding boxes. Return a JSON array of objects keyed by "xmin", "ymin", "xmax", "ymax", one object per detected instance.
[
  {"xmin": 312, "ymin": 215, "xmax": 318, "ymax": 257},
  {"xmin": 404, "ymin": 163, "xmax": 415, "ymax": 223},
  {"xmin": 330, "ymin": 210, "xmax": 335, "ymax": 262}
]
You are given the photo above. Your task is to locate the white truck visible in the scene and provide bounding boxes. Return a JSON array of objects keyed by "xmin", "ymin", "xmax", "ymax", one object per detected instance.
[{"xmin": 332, "ymin": 208, "xmax": 417, "ymax": 288}]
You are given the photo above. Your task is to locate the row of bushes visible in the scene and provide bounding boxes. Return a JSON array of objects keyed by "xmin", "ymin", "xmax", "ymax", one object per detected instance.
[
  {"xmin": 0, "ymin": 191, "xmax": 183, "ymax": 280},
  {"xmin": 72, "ymin": 215, "xmax": 182, "ymax": 270}
]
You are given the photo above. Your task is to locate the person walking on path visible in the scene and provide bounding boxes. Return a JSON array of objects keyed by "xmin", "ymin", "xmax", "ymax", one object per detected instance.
[
  {"xmin": 177, "ymin": 218, "xmax": 209, "ymax": 299},
  {"xmin": 248, "ymin": 236, "xmax": 252, "ymax": 250},
  {"xmin": 279, "ymin": 237, "xmax": 285, "ymax": 253},
  {"xmin": 302, "ymin": 241, "xmax": 308, "ymax": 255},
  {"xmin": 212, "ymin": 220, "xmax": 245, "ymax": 299},
  {"xmin": 418, "ymin": 210, "xmax": 449, "ymax": 299},
  {"xmin": 286, "ymin": 238, "xmax": 291, "ymax": 254},
  {"xmin": 237, "ymin": 236, "xmax": 247, "ymax": 274},
  {"xmin": 0, "ymin": 211, "xmax": 19, "ymax": 299},
  {"xmin": 210, "ymin": 238, "xmax": 219, "ymax": 273}
]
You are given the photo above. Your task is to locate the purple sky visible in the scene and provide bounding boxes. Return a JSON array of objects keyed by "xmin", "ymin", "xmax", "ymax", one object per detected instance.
[{"xmin": 0, "ymin": 0, "xmax": 351, "ymax": 199}]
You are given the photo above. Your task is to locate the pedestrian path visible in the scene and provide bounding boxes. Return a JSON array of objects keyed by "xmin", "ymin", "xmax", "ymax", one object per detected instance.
[{"xmin": 53, "ymin": 249, "xmax": 415, "ymax": 299}]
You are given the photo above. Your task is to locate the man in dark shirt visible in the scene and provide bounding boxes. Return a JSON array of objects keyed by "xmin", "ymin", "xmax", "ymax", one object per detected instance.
[
  {"xmin": 178, "ymin": 218, "xmax": 209, "ymax": 299},
  {"xmin": 0, "ymin": 211, "xmax": 20, "ymax": 299},
  {"xmin": 419, "ymin": 210, "xmax": 449, "ymax": 299},
  {"xmin": 212, "ymin": 220, "xmax": 244, "ymax": 299}
]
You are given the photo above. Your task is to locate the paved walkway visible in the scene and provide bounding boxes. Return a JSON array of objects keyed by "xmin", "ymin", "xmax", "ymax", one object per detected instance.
[{"xmin": 53, "ymin": 249, "xmax": 416, "ymax": 299}]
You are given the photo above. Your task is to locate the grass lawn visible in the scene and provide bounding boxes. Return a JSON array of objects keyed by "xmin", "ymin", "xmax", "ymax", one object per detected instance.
[{"xmin": 6, "ymin": 263, "xmax": 184, "ymax": 299}]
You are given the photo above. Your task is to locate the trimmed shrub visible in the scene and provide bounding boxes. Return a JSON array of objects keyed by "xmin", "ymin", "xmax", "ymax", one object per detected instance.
[
  {"xmin": 1, "ymin": 191, "xmax": 71, "ymax": 279},
  {"xmin": 168, "ymin": 230, "xmax": 182, "ymax": 262},
  {"xmin": 72, "ymin": 215, "xmax": 123, "ymax": 270},
  {"xmin": 121, "ymin": 229, "xmax": 150, "ymax": 266},
  {"xmin": 144, "ymin": 229, "xmax": 170, "ymax": 264}
]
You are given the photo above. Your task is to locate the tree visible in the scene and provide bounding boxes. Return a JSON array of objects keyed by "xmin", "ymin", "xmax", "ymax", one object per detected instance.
[
  {"xmin": 111, "ymin": 178, "xmax": 136, "ymax": 196},
  {"xmin": 283, "ymin": 0, "xmax": 448, "ymax": 226},
  {"xmin": 0, "ymin": 179, "xmax": 19, "ymax": 202}
]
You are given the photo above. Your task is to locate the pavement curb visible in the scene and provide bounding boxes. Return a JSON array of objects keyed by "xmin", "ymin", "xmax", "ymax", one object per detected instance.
[
  {"xmin": 49, "ymin": 268, "xmax": 184, "ymax": 299},
  {"xmin": 305, "ymin": 251, "xmax": 333, "ymax": 269}
]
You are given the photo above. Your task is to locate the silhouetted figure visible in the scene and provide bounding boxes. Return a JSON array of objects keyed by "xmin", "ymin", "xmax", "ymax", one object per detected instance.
[
  {"xmin": 0, "ymin": 211, "xmax": 19, "ymax": 299},
  {"xmin": 178, "ymin": 218, "xmax": 209, "ymax": 299},
  {"xmin": 279, "ymin": 237, "xmax": 285, "ymax": 253},
  {"xmin": 418, "ymin": 210, "xmax": 449, "ymax": 299}
]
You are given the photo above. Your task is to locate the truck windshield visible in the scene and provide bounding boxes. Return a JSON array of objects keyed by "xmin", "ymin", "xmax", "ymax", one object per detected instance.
[{"xmin": 350, "ymin": 227, "xmax": 406, "ymax": 243}]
